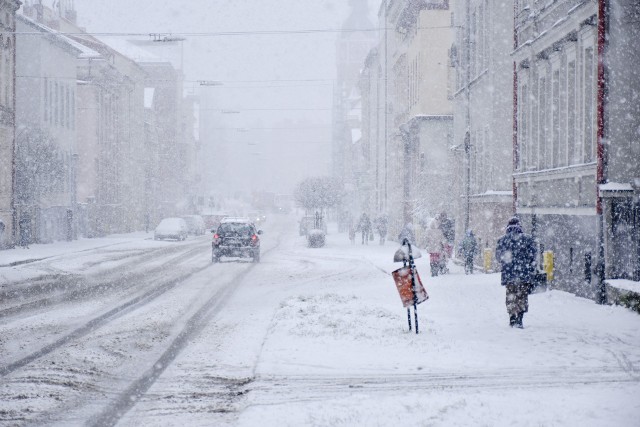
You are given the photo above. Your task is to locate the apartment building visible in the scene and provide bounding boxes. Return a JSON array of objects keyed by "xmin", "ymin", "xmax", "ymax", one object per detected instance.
[
  {"xmin": 513, "ymin": 0, "xmax": 640, "ymax": 295},
  {"xmin": 0, "ymin": 0, "xmax": 20, "ymax": 248},
  {"xmin": 452, "ymin": 0, "xmax": 514, "ymax": 262},
  {"xmin": 15, "ymin": 14, "xmax": 81, "ymax": 243}
]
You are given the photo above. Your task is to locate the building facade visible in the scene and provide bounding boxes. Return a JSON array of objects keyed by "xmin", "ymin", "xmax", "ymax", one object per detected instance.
[
  {"xmin": 362, "ymin": 0, "xmax": 454, "ymax": 242},
  {"xmin": 333, "ymin": 0, "xmax": 377, "ymax": 229},
  {"xmin": 15, "ymin": 14, "xmax": 81, "ymax": 244},
  {"xmin": 452, "ymin": 0, "xmax": 514, "ymax": 263},
  {"xmin": 0, "ymin": 0, "xmax": 20, "ymax": 248},
  {"xmin": 513, "ymin": 0, "xmax": 640, "ymax": 296}
]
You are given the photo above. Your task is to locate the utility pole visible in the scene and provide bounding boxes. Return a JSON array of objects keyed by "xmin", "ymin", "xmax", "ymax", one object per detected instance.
[
  {"xmin": 384, "ymin": 1, "xmax": 389, "ymax": 214},
  {"xmin": 463, "ymin": 0, "xmax": 472, "ymax": 233}
]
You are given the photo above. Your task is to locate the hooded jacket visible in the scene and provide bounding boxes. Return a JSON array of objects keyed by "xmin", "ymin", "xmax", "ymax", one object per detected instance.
[{"xmin": 495, "ymin": 225, "xmax": 537, "ymax": 285}]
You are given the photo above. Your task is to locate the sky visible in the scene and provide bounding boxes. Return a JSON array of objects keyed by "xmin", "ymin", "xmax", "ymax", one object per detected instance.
[{"xmin": 72, "ymin": 0, "xmax": 382, "ymax": 197}]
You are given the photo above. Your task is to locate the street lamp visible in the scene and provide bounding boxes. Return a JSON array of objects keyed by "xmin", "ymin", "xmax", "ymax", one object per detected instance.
[
  {"xmin": 399, "ymin": 123, "xmax": 412, "ymax": 227},
  {"xmin": 464, "ymin": 131, "xmax": 471, "ymax": 232}
]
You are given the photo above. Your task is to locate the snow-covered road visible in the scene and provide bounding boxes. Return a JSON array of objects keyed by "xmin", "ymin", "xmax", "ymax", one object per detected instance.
[{"xmin": 1, "ymin": 216, "xmax": 639, "ymax": 426}]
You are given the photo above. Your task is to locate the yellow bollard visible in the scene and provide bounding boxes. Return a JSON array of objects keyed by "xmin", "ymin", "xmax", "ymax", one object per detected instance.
[
  {"xmin": 483, "ymin": 248, "xmax": 492, "ymax": 273},
  {"xmin": 543, "ymin": 250, "xmax": 554, "ymax": 282}
]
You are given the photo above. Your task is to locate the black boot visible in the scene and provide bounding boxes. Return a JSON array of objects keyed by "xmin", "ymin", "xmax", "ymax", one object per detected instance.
[
  {"xmin": 515, "ymin": 313, "xmax": 524, "ymax": 329},
  {"xmin": 509, "ymin": 315, "xmax": 516, "ymax": 327}
]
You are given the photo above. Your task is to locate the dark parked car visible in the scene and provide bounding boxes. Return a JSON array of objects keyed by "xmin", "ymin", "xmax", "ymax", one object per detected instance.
[{"xmin": 212, "ymin": 217, "xmax": 263, "ymax": 263}]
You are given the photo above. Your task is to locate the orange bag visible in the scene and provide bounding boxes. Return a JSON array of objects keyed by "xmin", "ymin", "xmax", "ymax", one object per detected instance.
[{"xmin": 392, "ymin": 266, "xmax": 429, "ymax": 308}]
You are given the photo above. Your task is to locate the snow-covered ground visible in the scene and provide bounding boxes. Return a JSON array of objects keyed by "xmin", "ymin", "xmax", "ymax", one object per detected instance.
[{"xmin": 1, "ymin": 217, "xmax": 639, "ymax": 426}]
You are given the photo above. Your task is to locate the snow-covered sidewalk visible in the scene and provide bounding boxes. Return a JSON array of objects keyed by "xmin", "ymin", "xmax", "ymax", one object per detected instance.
[{"xmin": 229, "ymin": 231, "xmax": 640, "ymax": 426}]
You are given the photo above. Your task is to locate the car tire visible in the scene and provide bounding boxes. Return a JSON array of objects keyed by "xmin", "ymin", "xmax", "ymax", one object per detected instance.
[
  {"xmin": 253, "ymin": 251, "xmax": 260, "ymax": 263},
  {"xmin": 212, "ymin": 253, "xmax": 220, "ymax": 263}
]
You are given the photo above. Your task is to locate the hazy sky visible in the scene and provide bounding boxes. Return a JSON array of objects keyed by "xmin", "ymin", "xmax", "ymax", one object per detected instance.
[{"xmin": 73, "ymin": 0, "xmax": 381, "ymax": 196}]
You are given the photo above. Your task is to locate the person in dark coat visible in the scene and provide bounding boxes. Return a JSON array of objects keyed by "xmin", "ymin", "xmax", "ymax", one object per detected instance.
[
  {"xmin": 495, "ymin": 217, "xmax": 537, "ymax": 328},
  {"xmin": 460, "ymin": 229, "xmax": 478, "ymax": 274}
]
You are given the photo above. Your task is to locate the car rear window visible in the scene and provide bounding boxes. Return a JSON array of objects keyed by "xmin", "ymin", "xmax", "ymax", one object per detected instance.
[{"xmin": 219, "ymin": 223, "xmax": 253, "ymax": 235}]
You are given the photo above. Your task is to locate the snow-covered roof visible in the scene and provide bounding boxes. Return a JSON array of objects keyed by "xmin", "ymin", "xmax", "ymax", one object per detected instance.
[
  {"xmin": 64, "ymin": 35, "xmax": 102, "ymax": 59},
  {"xmin": 17, "ymin": 14, "xmax": 100, "ymax": 58},
  {"xmin": 607, "ymin": 279, "xmax": 640, "ymax": 294},
  {"xmin": 599, "ymin": 182, "xmax": 633, "ymax": 192},
  {"xmin": 96, "ymin": 36, "xmax": 162, "ymax": 63}
]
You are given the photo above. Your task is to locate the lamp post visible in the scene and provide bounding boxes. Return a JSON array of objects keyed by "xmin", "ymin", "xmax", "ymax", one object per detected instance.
[
  {"xmin": 400, "ymin": 123, "xmax": 412, "ymax": 227},
  {"xmin": 464, "ymin": 131, "xmax": 471, "ymax": 232}
]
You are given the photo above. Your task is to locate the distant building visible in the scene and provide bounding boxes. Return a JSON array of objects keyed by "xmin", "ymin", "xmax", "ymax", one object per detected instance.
[
  {"xmin": 0, "ymin": 0, "xmax": 20, "ymax": 248},
  {"xmin": 362, "ymin": 0, "xmax": 454, "ymax": 241},
  {"xmin": 15, "ymin": 14, "xmax": 81, "ymax": 243},
  {"xmin": 138, "ymin": 61, "xmax": 184, "ymax": 219},
  {"xmin": 333, "ymin": 0, "xmax": 377, "ymax": 228},
  {"xmin": 513, "ymin": 0, "xmax": 640, "ymax": 296}
]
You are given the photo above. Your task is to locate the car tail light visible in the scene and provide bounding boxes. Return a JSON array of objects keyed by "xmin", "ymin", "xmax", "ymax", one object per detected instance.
[
  {"xmin": 250, "ymin": 234, "xmax": 259, "ymax": 245},
  {"xmin": 213, "ymin": 233, "xmax": 220, "ymax": 239}
]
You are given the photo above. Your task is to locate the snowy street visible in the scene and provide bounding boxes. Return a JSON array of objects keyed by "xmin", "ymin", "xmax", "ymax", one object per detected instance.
[{"xmin": 1, "ymin": 215, "xmax": 639, "ymax": 426}]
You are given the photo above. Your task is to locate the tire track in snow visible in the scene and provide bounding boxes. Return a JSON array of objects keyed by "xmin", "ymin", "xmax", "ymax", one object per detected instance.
[
  {"xmin": 0, "ymin": 245, "xmax": 208, "ymax": 377},
  {"xmin": 85, "ymin": 234, "xmax": 283, "ymax": 427},
  {"xmin": 0, "ymin": 240, "xmax": 207, "ymax": 318}
]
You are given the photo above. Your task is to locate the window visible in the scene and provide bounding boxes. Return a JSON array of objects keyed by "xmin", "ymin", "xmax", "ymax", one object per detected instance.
[
  {"xmin": 66, "ymin": 86, "xmax": 70, "ymax": 128},
  {"xmin": 0, "ymin": 42, "xmax": 3, "ymax": 106},
  {"xmin": 70, "ymin": 90, "xmax": 75, "ymax": 130},
  {"xmin": 552, "ymin": 69, "xmax": 560, "ymax": 167},
  {"xmin": 558, "ymin": 56, "xmax": 567, "ymax": 166},
  {"xmin": 61, "ymin": 83, "xmax": 66, "ymax": 129},
  {"xmin": 44, "ymin": 78, "xmax": 49, "ymax": 122},
  {"xmin": 54, "ymin": 82, "xmax": 59, "ymax": 126},
  {"xmin": 470, "ymin": 10, "xmax": 477, "ymax": 77},
  {"xmin": 567, "ymin": 60, "xmax": 577, "ymax": 164},
  {"xmin": 519, "ymin": 82, "xmax": 528, "ymax": 171},
  {"xmin": 583, "ymin": 47, "xmax": 595, "ymax": 163},
  {"xmin": 539, "ymin": 75, "xmax": 548, "ymax": 169},
  {"xmin": 531, "ymin": 75, "xmax": 538, "ymax": 168}
]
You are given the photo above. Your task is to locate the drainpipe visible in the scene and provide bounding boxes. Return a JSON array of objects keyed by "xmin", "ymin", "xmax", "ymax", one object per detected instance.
[
  {"xmin": 463, "ymin": 0, "xmax": 471, "ymax": 232},
  {"xmin": 11, "ymin": 5, "xmax": 18, "ymax": 247},
  {"xmin": 595, "ymin": 0, "xmax": 608, "ymax": 304},
  {"xmin": 512, "ymin": 61, "xmax": 518, "ymax": 215}
]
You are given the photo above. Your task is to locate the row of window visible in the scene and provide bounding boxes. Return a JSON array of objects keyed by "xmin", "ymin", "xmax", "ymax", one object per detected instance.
[
  {"xmin": 454, "ymin": 0, "xmax": 490, "ymax": 90},
  {"xmin": 517, "ymin": 28, "xmax": 597, "ymax": 172},
  {"xmin": 408, "ymin": 54, "xmax": 420, "ymax": 108},
  {"xmin": 0, "ymin": 36, "xmax": 14, "ymax": 108},
  {"xmin": 43, "ymin": 78, "xmax": 75, "ymax": 130}
]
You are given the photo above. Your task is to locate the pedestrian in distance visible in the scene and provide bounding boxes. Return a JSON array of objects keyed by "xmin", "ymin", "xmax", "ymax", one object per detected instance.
[
  {"xmin": 0, "ymin": 218, "xmax": 5, "ymax": 249},
  {"xmin": 460, "ymin": 229, "xmax": 478, "ymax": 274},
  {"xmin": 348, "ymin": 220, "xmax": 356, "ymax": 245},
  {"xmin": 375, "ymin": 214, "xmax": 388, "ymax": 245},
  {"xmin": 495, "ymin": 217, "xmax": 537, "ymax": 329},
  {"xmin": 424, "ymin": 221, "xmax": 446, "ymax": 276},
  {"xmin": 397, "ymin": 222, "xmax": 416, "ymax": 246},
  {"xmin": 18, "ymin": 214, "xmax": 30, "ymax": 249},
  {"xmin": 358, "ymin": 213, "xmax": 372, "ymax": 245}
]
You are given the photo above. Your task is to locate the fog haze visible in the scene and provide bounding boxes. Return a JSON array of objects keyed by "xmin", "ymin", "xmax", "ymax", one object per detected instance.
[{"xmin": 73, "ymin": 0, "xmax": 380, "ymax": 196}]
